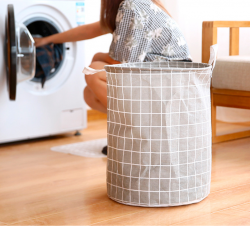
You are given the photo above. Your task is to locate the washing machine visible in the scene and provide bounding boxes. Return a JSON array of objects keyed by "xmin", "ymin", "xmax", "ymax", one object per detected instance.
[{"xmin": 0, "ymin": 0, "xmax": 89, "ymax": 144}]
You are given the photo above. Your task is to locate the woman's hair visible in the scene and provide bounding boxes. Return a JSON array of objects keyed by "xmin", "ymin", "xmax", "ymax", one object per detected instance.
[{"xmin": 100, "ymin": 0, "xmax": 171, "ymax": 33}]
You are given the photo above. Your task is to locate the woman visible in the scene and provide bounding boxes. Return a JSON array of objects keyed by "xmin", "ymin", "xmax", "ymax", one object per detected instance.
[{"xmin": 35, "ymin": 0, "xmax": 191, "ymax": 114}]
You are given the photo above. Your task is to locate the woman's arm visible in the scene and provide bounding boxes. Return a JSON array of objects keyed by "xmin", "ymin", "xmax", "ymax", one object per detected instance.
[{"xmin": 34, "ymin": 21, "xmax": 108, "ymax": 47}]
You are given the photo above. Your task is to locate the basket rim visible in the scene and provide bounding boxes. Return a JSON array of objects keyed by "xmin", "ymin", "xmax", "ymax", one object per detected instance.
[{"xmin": 104, "ymin": 61, "xmax": 212, "ymax": 73}]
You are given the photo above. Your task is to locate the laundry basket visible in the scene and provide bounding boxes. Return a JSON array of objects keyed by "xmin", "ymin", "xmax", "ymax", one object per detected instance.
[{"xmin": 83, "ymin": 45, "xmax": 218, "ymax": 207}]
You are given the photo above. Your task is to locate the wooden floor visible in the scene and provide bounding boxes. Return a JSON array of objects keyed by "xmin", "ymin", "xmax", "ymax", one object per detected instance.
[{"xmin": 0, "ymin": 120, "xmax": 250, "ymax": 225}]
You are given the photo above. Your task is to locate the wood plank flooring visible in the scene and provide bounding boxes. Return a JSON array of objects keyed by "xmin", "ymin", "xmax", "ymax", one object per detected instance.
[{"xmin": 0, "ymin": 120, "xmax": 250, "ymax": 225}]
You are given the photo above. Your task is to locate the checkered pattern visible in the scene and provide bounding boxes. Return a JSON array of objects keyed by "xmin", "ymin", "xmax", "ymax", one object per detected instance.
[{"xmin": 105, "ymin": 61, "xmax": 212, "ymax": 207}]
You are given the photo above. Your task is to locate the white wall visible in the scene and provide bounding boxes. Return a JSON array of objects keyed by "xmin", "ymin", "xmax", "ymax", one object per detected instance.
[
  {"xmin": 83, "ymin": 0, "xmax": 112, "ymax": 66},
  {"xmin": 162, "ymin": 0, "xmax": 250, "ymax": 62}
]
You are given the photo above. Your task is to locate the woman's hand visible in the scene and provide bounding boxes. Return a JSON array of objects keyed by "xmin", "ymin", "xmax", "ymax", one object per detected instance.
[
  {"xmin": 92, "ymin": 52, "xmax": 121, "ymax": 65},
  {"xmin": 33, "ymin": 37, "xmax": 48, "ymax": 47}
]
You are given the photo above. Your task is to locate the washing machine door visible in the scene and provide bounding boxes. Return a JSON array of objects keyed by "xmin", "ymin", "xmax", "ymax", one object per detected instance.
[{"xmin": 5, "ymin": 4, "xmax": 36, "ymax": 101}]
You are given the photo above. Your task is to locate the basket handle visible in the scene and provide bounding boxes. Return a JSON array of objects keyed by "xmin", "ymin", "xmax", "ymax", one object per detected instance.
[
  {"xmin": 82, "ymin": 66, "xmax": 105, "ymax": 75},
  {"xmin": 208, "ymin": 44, "xmax": 219, "ymax": 72}
]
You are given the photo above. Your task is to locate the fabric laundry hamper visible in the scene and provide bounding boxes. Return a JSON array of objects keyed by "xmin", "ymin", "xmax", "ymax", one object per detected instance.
[{"xmin": 83, "ymin": 45, "xmax": 218, "ymax": 207}]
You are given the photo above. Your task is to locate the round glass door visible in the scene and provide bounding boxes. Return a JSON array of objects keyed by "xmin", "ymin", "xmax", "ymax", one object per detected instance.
[
  {"xmin": 16, "ymin": 23, "xmax": 36, "ymax": 84},
  {"xmin": 5, "ymin": 4, "xmax": 36, "ymax": 101}
]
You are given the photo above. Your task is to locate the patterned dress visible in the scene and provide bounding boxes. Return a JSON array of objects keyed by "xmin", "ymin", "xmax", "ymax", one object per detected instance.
[{"xmin": 109, "ymin": 0, "xmax": 192, "ymax": 63}]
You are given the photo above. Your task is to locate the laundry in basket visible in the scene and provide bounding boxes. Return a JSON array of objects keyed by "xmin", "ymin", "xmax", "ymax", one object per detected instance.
[{"xmin": 83, "ymin": 45, "xmax": 218, "ymax": 207}]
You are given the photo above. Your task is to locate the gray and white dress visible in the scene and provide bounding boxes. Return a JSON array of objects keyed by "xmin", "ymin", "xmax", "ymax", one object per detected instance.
[{"xmin": 109, "ymin": 0, "xmax": 192, "ymax": 63}]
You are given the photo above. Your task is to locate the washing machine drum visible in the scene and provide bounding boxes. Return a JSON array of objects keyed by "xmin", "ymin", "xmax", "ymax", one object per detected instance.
[{"xmin": 26, "ymin": 21, "xmax": 64, "ymax": 87}]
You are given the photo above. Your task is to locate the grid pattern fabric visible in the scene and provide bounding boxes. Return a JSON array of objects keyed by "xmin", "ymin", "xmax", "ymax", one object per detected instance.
[{"xmin": 106, "ymin": 61, "xmax": 212, "ymax": 207}]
